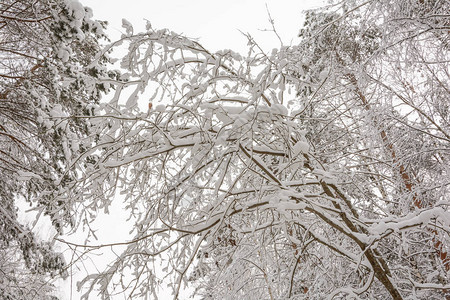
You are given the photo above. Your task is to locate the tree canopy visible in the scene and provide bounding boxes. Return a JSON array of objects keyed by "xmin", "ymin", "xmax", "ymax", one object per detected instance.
[{"xmin": 1, "ymin": 0, "xmax": 449, "ymax": 299}]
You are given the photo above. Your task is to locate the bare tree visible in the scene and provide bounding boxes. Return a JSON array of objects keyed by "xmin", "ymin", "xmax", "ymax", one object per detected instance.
[{"xmin": 52, "ymin": 1, "xmax": 449, "ymax": 299}]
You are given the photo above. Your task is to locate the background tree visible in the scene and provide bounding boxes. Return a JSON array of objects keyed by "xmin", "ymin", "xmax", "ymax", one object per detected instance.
[
  {"xmin": 0, "ymin": 0, "xmax": 110, "ymax": 297},
  {"xmin": 0, "ymin": 241, "xmax": 58, "ymax": 300}
]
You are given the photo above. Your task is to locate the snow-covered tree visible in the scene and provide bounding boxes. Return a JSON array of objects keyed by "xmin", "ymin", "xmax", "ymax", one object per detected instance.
[
  {"xmin": 0, "ymin": 0, "xmax": 111, "ymax": 297},
  {"xmin": 0, "ymin": 241, "xmax": 59, "ymax": 300},
  {"xmin": 54, "ymin": 1, "xmax": 449, "ymax": 299}
]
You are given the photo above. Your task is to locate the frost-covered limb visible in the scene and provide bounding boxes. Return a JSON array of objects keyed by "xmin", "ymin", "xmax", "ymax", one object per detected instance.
[{"xmin": 60, "ymin": 2, "xmax": 450, "ymax": 298}]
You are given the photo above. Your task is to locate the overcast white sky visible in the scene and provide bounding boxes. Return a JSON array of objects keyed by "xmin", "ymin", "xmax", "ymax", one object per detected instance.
[
  {"xmin": 54, "ymin": 1, "xmax": 324, "ymax": 299},
  {"xmin": 81, "ymin": 0, "xmax": 325, "ymax": 54}
]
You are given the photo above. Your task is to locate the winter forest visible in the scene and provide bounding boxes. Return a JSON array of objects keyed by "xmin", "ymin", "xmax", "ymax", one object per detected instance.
[{"xmin": 1, "ymin": 0, "xmax": 449, "ymax": 299}]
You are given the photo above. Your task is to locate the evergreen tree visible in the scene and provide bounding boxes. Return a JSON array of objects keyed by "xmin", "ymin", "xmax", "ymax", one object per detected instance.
[{"xmin": 0, "ymin": 0, "xmax": 110, "ymax": 297}]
